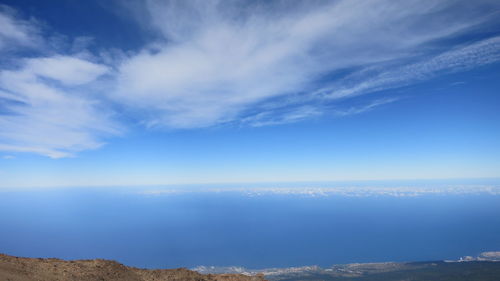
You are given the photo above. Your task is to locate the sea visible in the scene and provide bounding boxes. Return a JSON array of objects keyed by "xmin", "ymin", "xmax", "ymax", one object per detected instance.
[{"xmin": 1, "ymin": 179, "xmax": 500, "ymax": 269}]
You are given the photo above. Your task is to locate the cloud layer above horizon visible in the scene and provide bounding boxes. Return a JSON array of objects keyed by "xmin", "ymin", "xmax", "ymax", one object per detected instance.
[{"xmin": 1, "ymin": 0, "xmax": 500, "ymax": 157}]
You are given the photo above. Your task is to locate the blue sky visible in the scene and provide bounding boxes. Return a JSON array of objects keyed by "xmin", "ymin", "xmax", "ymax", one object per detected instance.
[{"xmin": 0, "ymin": 0, "xmax": 499, "ymax": 187}]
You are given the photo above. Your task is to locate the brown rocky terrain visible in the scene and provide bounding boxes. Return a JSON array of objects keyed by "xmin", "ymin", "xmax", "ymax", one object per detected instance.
[{"xmin": 0, "ymin": 253, "xmax": 266, "ymax": 281}]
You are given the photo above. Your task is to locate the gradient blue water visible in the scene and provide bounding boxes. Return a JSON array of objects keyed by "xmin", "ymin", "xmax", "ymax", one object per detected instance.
[{"xmin": 1, "ymin": 188, "xmax": 500, "ymax": 269}]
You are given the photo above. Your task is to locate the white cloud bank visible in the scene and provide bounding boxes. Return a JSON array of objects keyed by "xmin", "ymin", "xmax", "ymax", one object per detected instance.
[
  {"xmin": 140, "ymin": 185, "xmax": 500, "ymax": 197},
  {"xmin": 1, "ymin": 0, "xmax": 500, "ymax": 157}
]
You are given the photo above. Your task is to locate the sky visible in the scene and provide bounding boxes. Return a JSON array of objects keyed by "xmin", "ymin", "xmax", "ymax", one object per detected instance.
[{"xmin": 0, "ymin": 0, "xmax": 499, "ymax": 188}]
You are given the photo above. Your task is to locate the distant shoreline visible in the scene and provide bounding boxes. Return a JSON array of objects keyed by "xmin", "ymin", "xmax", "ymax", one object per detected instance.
[{"xmin": 2, "ymin": 252, "xmax": 499, "ymax": 281}]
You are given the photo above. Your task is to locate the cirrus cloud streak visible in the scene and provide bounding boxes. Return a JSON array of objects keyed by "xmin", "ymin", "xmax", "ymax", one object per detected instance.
[{"xmin": 1, "ymin": 0, "xmax": 500, "ymax": 157}]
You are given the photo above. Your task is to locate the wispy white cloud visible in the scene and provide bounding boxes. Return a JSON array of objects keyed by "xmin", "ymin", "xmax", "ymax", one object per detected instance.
[
  {"xmin": 0, "ymin": 5, "xmax": 41, "ymax": 51},
  {"xmin": 0, "ymin": 6, "xmax": 123, "ymax": 158},
  {"xmin": 0, "ymin": 56, "xmax": 121, "ymax": 158},
  {"xmin": 112, "ymin": 0, "xmax": 500, "ymax": 129},
  {"xmin": 1, "ymin": 1, "xmax": 500, "ymax": 157},
  {"xmin": 332, "ymin": 98, "xmax": 400, "ymax": 117},
  {"xmin": 241, "ymin": 106, "xmax": 322, "ymax": 127},
  {"xmin": 24, "ymin": 56, "xmax": 109, "ymax": 85},
  {"xmin": 318, "ymin": 36, "xmax": 500, "ymax": 100}
]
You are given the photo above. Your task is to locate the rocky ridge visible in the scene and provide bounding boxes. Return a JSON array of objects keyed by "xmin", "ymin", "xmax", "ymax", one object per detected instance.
[{"xmin": 0, "ymin": 253, "xmax": 266, "ymax": 281}]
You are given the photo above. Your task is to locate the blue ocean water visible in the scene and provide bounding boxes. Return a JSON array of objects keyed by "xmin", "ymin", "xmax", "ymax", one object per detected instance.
[{"xmin": 1, "ymin": 186, "xmax": 500, "ymax": 269}]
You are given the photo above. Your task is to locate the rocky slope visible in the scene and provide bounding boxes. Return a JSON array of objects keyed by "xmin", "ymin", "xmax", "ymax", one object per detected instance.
[{"xmin": 0, "ymin": 254, "xmax": 266, "ymax": 281}]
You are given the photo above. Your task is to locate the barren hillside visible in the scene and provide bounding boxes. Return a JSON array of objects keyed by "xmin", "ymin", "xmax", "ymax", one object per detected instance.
[{"xmin": 0, "ymin": 254, "xmax": 266, "ymax": 281}]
